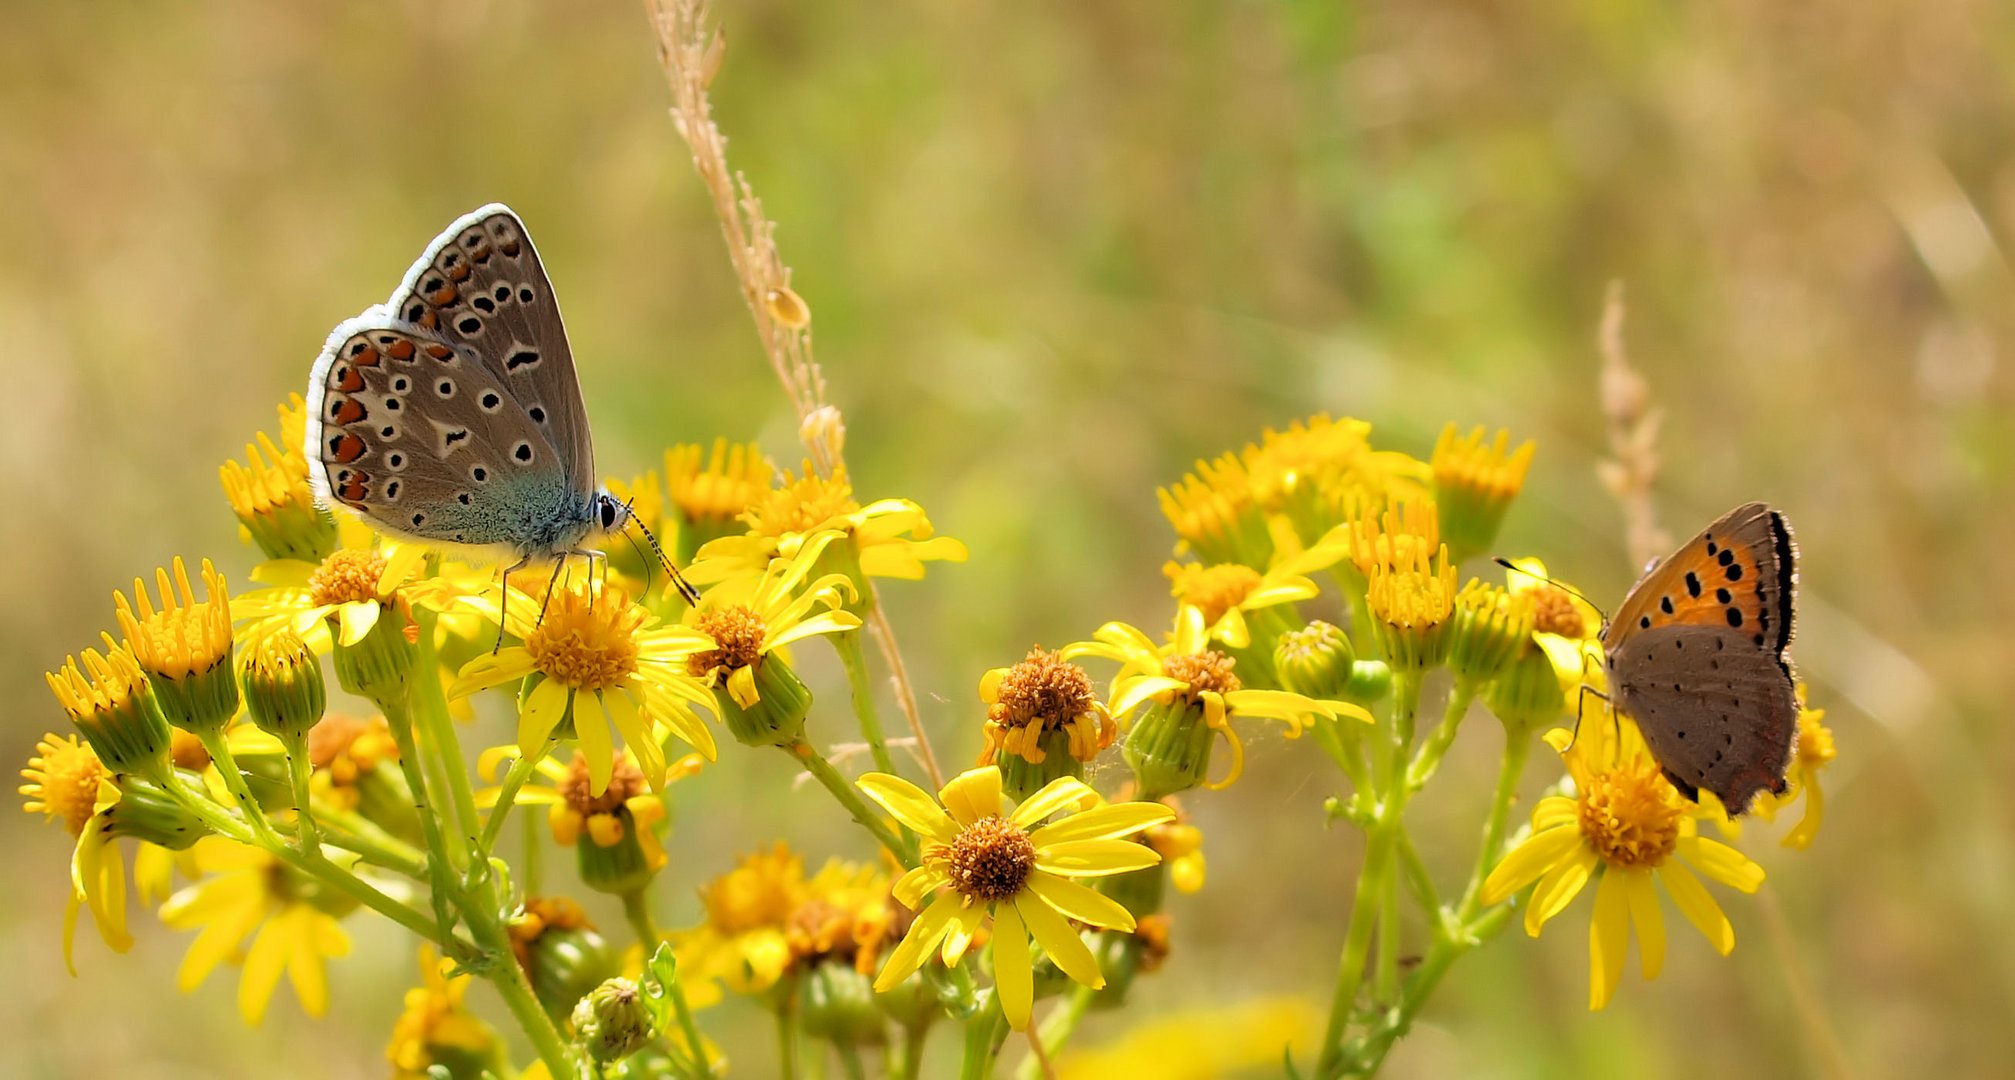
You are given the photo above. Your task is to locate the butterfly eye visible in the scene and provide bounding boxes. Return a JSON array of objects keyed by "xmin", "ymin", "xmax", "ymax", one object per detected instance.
[{"xmin": 599, "ymin": 500, "xmax": 620, "ymax": 530}]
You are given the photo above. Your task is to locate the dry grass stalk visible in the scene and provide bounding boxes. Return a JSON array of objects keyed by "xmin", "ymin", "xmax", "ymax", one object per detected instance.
[
  {"xmin": 1595, "ymin": 281, "xmax": 1671, "ymax": 571},
  {"xmin": 645, "ymin": 0, "xmax": 945, "ymax": 786}
]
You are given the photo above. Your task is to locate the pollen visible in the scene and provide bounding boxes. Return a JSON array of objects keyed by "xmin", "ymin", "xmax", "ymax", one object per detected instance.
[
  {"xmin": 741, "ymin": 462, "xmax": 858, "ymax": 539},
  {"xmin": 688, "ymin": 605, "xmax": 768, "ymax": 676},
  {"xmin": 944, "ymin": 815, "xmax": 1037, "ymax": 903},
  {"xmin": 1576, "ymin": 760, "xmax": 1683, "ymax": 869},
  {"xmin": 666, "ymin": 438, "xmax": 774, "ymax": 526},
  {"xmin": 524, "ymin": 588, "xmax": 645, "ymax": 691},
  {"xmin": 1531, "ymin": 585, "xmax": 1586, "ymax": 638},
  {"xmin": 20, "ymin": 734, "xmax": 106, "ymax": 837},
  {"xmin": 1165, "ymin": 563, "xmax": 1262, "ymax": 626},
  {"xmin": 1163, "ymin": 651, "xmax": 1242, "ymax": 700},
  {"xmin": 557, "ymin": 750, "xmax": 647, "ymax": 817},
  {"xmin": 309, "ymin": 548, "xmax": 390, "ymax": 607},
  {"xmin": 115, "ymin": 557, "xmax": 234, "ymax": 679},
  {"xmin": 990, "ymin": 648, "xmax": 1095, "ymax": 730}
]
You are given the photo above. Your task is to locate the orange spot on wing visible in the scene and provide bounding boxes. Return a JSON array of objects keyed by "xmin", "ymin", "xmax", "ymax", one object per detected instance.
[
  {"xmin": 385, "ymin": 338, "xmax": 417, "ymax": 362},
  {"xmin": 331, "ymin": 434, "xmax": 367, "ymax": 463},
  {"xmin": 331, "ymin": 397, "xmax": 366, "ymax": 424},
  {"xmin": 424, "ymin": 343, "xmax": 453, "ymax": 360},
  {"xmin": 335, "ymin": 366, "xmax": 366, "ymax": 392},
  {"xmin": 350, "ymin": 345, "xmax": 381, "ymax": 368},
  {"xmin": 428, "ymin": 285, "xmax": 458, "ymax": 306}
]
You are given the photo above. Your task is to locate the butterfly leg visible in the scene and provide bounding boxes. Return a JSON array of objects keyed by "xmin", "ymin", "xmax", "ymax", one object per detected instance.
[
  {"xmin": 1563, "ymin": 683, "xmax": 1612, "ymax": 752},
  {"xmin": 495, "ymin": 556, "xmax": 533, "ymax": 653}
]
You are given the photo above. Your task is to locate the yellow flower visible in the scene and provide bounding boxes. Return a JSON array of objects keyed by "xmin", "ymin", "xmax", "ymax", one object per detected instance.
[
  {"xmin": 159, "ymin": 837, "xmax": 354, "ymax": 1025},
  {"xmin": 1156, "ymin": 452, "xmax": 1273, "ymax": 567},
  {"xmin": 451, "ymin": 582, "xmax": 717, "ymax": 795},
  {"xmin": 387, "ymin": 945, "xmax": 500, "ymax": 1080},
  {"xmin": 1238, "ymin": 413, "xmax": 1429, "ymax": 547},
  {"xmin": 20, "ymin": 733, "xmax": 130, "ymax": 967},
  {"xmin": 1481, "ymin": 714, "xmax": 1765, "ymax": 1010},
  {"xmin": 857, "ymin": 766, "xmax": 1176, "ymax": 1030},
  {"xmin": 220, "ymin": 394, "xmax": 337, "ymax": 562},
  {"xmin": 1431, "ymin": 424, "xmax": 1535, "ymax": 562},
  {"xmin": 685, "ymin": 530, "xmax": 862, "ymax": 710},
  {"xmin": 1069, "ymin": 609, "xmax": 1358, "ymax": 791},
  {"xmin": 1145, "ymin": 813, "xmax": 1206, "ymax": 895},
  {"xmin": 1503, "ymin": 556, "xmax": 1605, "ymax": 701},
  {"xmin": 479, "ymin": 747, "xmax": 703, "ymax": 885},
  {"xmin": 665, "ymin": 438, "xmax": 777, "ymax": 558},
  {"xmin": 1161, "ymin": 530, "xmax": 1346, "ymax": 650},
  {"xmin": 1749, "ymin": 684, "xmax": 1836, "ymax": 849},
  {"xmin": 785, "ymin": 859, "xmax": 898, "ymax": 978},
  {"xmin": 688, "ymin": 461, "xmax": 966, "ymax": 592},
  {"xmin": 232, "ymin": 521, "xmax": 433, "ymax": 651},
  {"xmin": 305, "ymin": 713, "xmax": 400, "ymax": 813},
  {"xmin": 978, "ymin": 647, "xmax": 1117, "ymax": 768},
  {"xmin": 1057, "ymin": 995, "xmax": 1323, "ymax": 1080},
  {"xmin": 115, "ymin": 557, "xmax": 240, "ymax": 734},
  {"xmin": 677, "ymin": 841, "xmax": 812, "ymax": 999},
  {"xmin": 46, "ymin": 639, "xmax": 172, "ymax": 776},
  {"xmin": 1352, "ymin": 503, "xmax": 1459, "ymax": 671}
]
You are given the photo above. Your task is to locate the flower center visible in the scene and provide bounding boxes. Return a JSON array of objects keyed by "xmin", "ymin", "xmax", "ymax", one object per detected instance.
[
  {"xmin": 990, "ymin": 647, "xmax": 1095, "ymax": 731},
  {"xmin": 508, "ymin": 896, "xmax": 593, "ymax": 968},
  {"xmin": 785, "ymin": 898, "xmax": 857, "ymax": 964},
  {"xmin": 944, "ymin": 815, "xmax": 1037, "ymax": 902},
  {"xmin": 309, "ymin": 549, "xmax": 389, "ymax": 607},
  {"xmin": 27, "ymin": 736, "xmax": 106, "ymax": 836},
  {"xmin": 1168, "ymin": 563, "xmax": 1262, "ymax": 626},
  {"xmin": 742, "ymin": 465, "xmax": 859, "ymax": 540},
  {"xmin": 1576, "ymin": 761, "xmax": 1683, "ymax": 868},
  {"xmin": 524, "ymin": 588, "xmax": 645, "ymax": 691},
  {"xmin": 688, "ymin": 606, "xmax": 768, "ymax": 676},
  {"xmin": 558, "ymin": 751, "xmax": 647, "ymax": 817},
  {"xmin": 1163, "ymin": 650, "xmax": 1242, "ymax": 700},
  {"xmin": 1531, "ymin": 586, "xmax": 1585, "ymax": 638},
  {"xmin": 702, "ymin": 844, "xmax": 806, "ymax": 934}
]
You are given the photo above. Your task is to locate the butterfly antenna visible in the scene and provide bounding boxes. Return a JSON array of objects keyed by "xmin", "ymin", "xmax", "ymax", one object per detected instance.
[
  {"xmin": 629, "ymin": 513, "xmax": 701, "ymax": 607},
  {"xmin": 1492, "ymin": 557, "xmax": 1610, "ymax": 624}
]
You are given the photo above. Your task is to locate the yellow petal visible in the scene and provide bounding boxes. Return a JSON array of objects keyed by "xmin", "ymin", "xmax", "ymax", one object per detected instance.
[
  {"xmin": 1111, "ymin": 675, "xmax": 1188, "ymax": 719},
  {"xmin": 1624, "ymin": 869, "xmax": 1665, "ymax": 980},
  {"xmin": 727, "ymin": 664, "xmax": 759, "ymax": 709},
  {"xmin": 1481, "ymin": 825, "xmax": 1580, "ymax": 906},
  {"xmin": 517, "ymin": 678, "xmax": 570, "ymax": 754},
  {"xmin": 940, "ymin": 901, "xmax": 986, "ymax": 967},
  {"xmin": 991, "ymin": 901, "xmax": 1033, "ymax": 1031},
  {"xmin": 287, "ymin": 910, "xmax": 335, "ymax": 1017},
  {"xmin": 574, "ymin": 692, "xmax": 615, "ymax": 796},
  {"xmin": 765, "ymin": 611, "xmax": 861, "ymax": 651},
  {"xmin": 1016, "ymin": 892, "xmax": 1101, "ymax": 989},
  {"xmin": 1009, "ymin": 777, "xmax": 1100, "ymax": 829},
  {"xmin": 1588, "ymin": 869, "xmax": 1629, "ymax": 1011},
  {"xmin": 238, "ymin": 917, "xmax": 291, "ymax": 1025},
  {"xmin": 874, "ymin": 892, "xmax": 961, "ymax": 991},
  {"xmin": 1029, "ymin": 801, "xmax": 1174, "ymax": 847},
  {"xmin": 452, "ymin": 649, "xmax": 535, "ymax": 700},
  {"xmin": 1524, "ymin": 846, "xmax": 1598, "ymax": 937},
  {"xmin": 937, "ymin": 767, "xmax": 1004, "ymax": 828},
  {"xmin": 335, "ymin": 600, "xmax": 380, "ymax": 648},
  {"xmin": 894, "ymin": 865, "xmax": 952, "ymax": 909},
  {"xmin": 1657, "ymin": 859, "xmax": 1734, "ymax": 955},
  {"xmin": 1674, "ymin": 836, "xmax": 1765, "ymax": 893},
  {"xmin": 1034, "ymin": 839, "xmax": 1160, "ymax": 877},
  {"xmin": 1024, "ymin": 871, "xmax": 1136, "ymax": 931},
  {"xmin": 858, "ymin": 773, "xmax": 959, "ymax": 844}
]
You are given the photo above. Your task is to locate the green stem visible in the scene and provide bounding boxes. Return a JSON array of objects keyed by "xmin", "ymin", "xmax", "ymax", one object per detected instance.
[
  {"xmin": 1016, "ymin": 982, "xmax": 1095, "ymax": 1080},
  {"xmin": 284, "ymin": 745, "xmax": 321, "ymax": 858},
  {"xmin": 1394, "ymin": 830, "xmax": 1440, "ymax": 915},
  {"xmin": 523, "ymin": 808, "xmax": 544, "ymax": 895},
  {"xmin": 379, "ymin": 693, "xmax": 464, "ymax": 941},
  {"xmin": 622, "ymin": 888, "xmax": 661, "ymax": 949},
  {"xmin": 479, "ymin": 740, "xmax": 555, "ymax": 853},
  {"xmin": 195, "ymin": 729, "xmax": 279, "ymax": 844},
  {"xmin": 1353, "ymin": 904, "xmax": 1514, "ymax": 1075},
  {"xmin": 777, "ymin": 999, "xmax": 801, "ymax": 1080},
  {"xmin": 315, "ymin": 805, "xmax": 429, "ymax": 878},
  {"xmin": 665, "ymin": 960, "xmax": 712, "ymax": 1077},
  {"xmin": 1456, "ymin": 731, "xmax": 1532, "ymax": 923},
  {"xmin": 469, "ymin": 899, "xmax": 578, "ymax": 1079},
  {"xmin": 832, "ymin": 630, "xmax": 899, "ymax": 777},
  {"xmin": 1372, "ymin": 670, "xmax": 1421, "ymax": 1010},
  {"xmin": 899, "ymin": 1020, "xmax": 931, "ymax": 1080},
  {"xmin": 959, "ymin": 1000, "xmax": 1007, "ymax": 1080},
  {"xmin": 1404, "ymin": 681, "xmax": 1476, "ymax": 792},
  {"xmin": 1314, "ymin": 827, "xmax": 1391, "ymax": 1077},
  {"xmin": 786, "ymin": 740, "xmax": 919, "ymax": 867},
  {"xmin": 835, "ymin": 1042, "xmax": 868, "ymax": 1080},
  {"xmin": 410, "ymin": 607, "xmax": 483, "ymax": 860}
]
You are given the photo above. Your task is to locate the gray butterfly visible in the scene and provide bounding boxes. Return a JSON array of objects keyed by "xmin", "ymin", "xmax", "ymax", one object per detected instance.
[{"xmin": 302, "ymin": 204, "xmax": 694, "ymax": 602}]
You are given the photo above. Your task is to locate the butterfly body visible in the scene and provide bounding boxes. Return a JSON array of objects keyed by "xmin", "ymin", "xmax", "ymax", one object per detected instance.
[
  {"xmin": 1600, "ymin": 502, "xmax": 1799, "ymax": 814},
  {"xmin": 303, "ymin": 205, "xmax": 637, "ymax": 576}
]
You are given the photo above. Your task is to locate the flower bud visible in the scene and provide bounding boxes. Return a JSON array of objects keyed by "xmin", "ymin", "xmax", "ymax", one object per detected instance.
[
  {"xmin": 46, "ymin": 643, "xmax": 173, "ymax": 778},
  {"xmin": 571, "ymin": 977, "xmax": 655, "ymax": 1065},
  {"xmin": 713, "ymin": 656, "xmax": 813, "ymax": 748},
  {"xmin": 798, "ymin": 961, "xmax": 885, "ymax": 1045},
  {"xmin": 1486, "ymin": 644, "xmax": 1567, "ymax": 735},
  {"xmin": 1122, "ymin": 699, "xmax": 1214, "ymax": 800},
  {"xmin": 241, "ymin": 630, "xmax": 326, "ymax": 746},
  {"xmin": 331, "ymin": 605, "xmax": 413, "ymax": 702}
]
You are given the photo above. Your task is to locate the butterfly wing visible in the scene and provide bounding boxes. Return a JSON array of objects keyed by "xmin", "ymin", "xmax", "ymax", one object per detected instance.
[
  {"xmin": 383, "ymin": 204, "xmax": 595, "ymax": 498},
  {"xmin": 303, "ymin": 316, "xmax": 588, "ymax": 552},
  {"xmin": 1609, "ymin": 624, "xmax": 1797, "ymax": 814},
  {"xmin": 1608, "ymin": 501, "xmax": 1797, "ymax": 656}
]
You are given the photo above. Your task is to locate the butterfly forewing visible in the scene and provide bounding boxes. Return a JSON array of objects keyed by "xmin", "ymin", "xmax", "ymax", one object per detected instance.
[
  {"xmin": 1609, "ymin": 624, "xmax": 1797, "ymax": 814},
  {"xmin": 1608, "ymin": 502, "xmax": 1796, "ymax": 655},
  {"xmin": 303, "ymin": 317, "xmax": 588, "ymax": 550},
  {"xmin": 384, "ymin": 205, "xmax": 595, "ymax": 497}
]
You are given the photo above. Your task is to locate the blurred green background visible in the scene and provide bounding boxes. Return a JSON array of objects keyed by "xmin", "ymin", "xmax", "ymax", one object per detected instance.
[{"xmin": 3, "ymin": 1, "xmax": 2009, "ymax": 1076}]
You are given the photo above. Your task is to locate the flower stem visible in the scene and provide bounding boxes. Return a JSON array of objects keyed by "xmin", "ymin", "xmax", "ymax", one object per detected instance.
[
  {"xmin": 1016, "ymin": 982, "xmax": 1094, "ymax": 1080},
  {"xmin": 1352, "ymin": 902, "xmax": 1515, "ymax": 1075},
  {"xmin": 786, "ymin": 739, "xmax": 919, "ymax": 867},
  {"xmin": 899, "ymin": 1020, "xmax": 931, "ymax": 1080},
  {"xmin": 835, "ymin": 1042, "xmax": 868, "ymax": 1080},
  {"xmin": 1456, "ymin": 730, "xmax": 1532, "ymax": 923},
  {"xmin": 776, "ymin": 999, "xmax": 801, "ymax": 1080},
  {"xmin": 194, "ymin": 729, "xmax": 279, "ymax": 844},
  {"xmin": 622, "ymin": 887, "xmax": 661, "ymax": 949},
  {"xmin": 1404, "ymin": 681, "xmax": 1476, "ymax": 792},
  {"xmin": 479, "ymin": 739, "xmax": 555, "ymax": 854},
  {"xmin": 831, "ymin": 630, "xmax": 899, "ymax": 777},
  {"xmin": 410, "ymin": 606, "xmax": 484, "ymax": 862},
  {"xmin": 284, "ymin": 747, "xmax": 322, "ymax": 858},
  {"xmin": 664, "ymin": 960, "xmax": 712, "ymax": 1076},
  {"xmin": 959, "ymin": 1000, "xmax": 1007, "ymax": 1080},
  {"xmin": 1315, "ymin": 825, "xmax": 1391, "ymax": 1077},
  {"xmin": 378, "ymin": 692, "xmax": 464, "ymax": 941}
]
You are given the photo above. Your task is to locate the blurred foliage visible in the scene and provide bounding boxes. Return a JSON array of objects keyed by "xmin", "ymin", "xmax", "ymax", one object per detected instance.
[{"xmin": 1, "ymin": 0, "xmax": 2010, "ymax": 1076}]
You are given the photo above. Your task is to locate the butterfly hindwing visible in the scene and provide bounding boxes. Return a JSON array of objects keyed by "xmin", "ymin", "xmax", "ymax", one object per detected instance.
[
  {"xmin": 303, "ymin": 316, "xmax": 589, "ymax": 551},
  {"xmin": 1609, "ymin": 623, "xmax": 1797, "ymax": 814},
  {"xmin": 384, "ymin": 204, "xmax": 595, "ymax": 496},
  {"xmin": 1609, "ymin": 502, "xmax": 1797, "ymax": 656}
]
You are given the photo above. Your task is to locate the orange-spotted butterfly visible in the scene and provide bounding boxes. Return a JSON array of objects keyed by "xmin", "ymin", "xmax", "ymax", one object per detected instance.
[{"xmin": 1601, "ymin": 502, "xmax": 1798, "ymax": 814}]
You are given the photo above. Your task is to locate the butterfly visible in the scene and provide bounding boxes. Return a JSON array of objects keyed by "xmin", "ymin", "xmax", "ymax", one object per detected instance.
[
  {"xmin": 1600, "ymin": 502, "xmax": 1799, "ymax": 815},
  {"xmin": 302, "ymin": 204, "xmax": 695, "ymax": 606}
]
